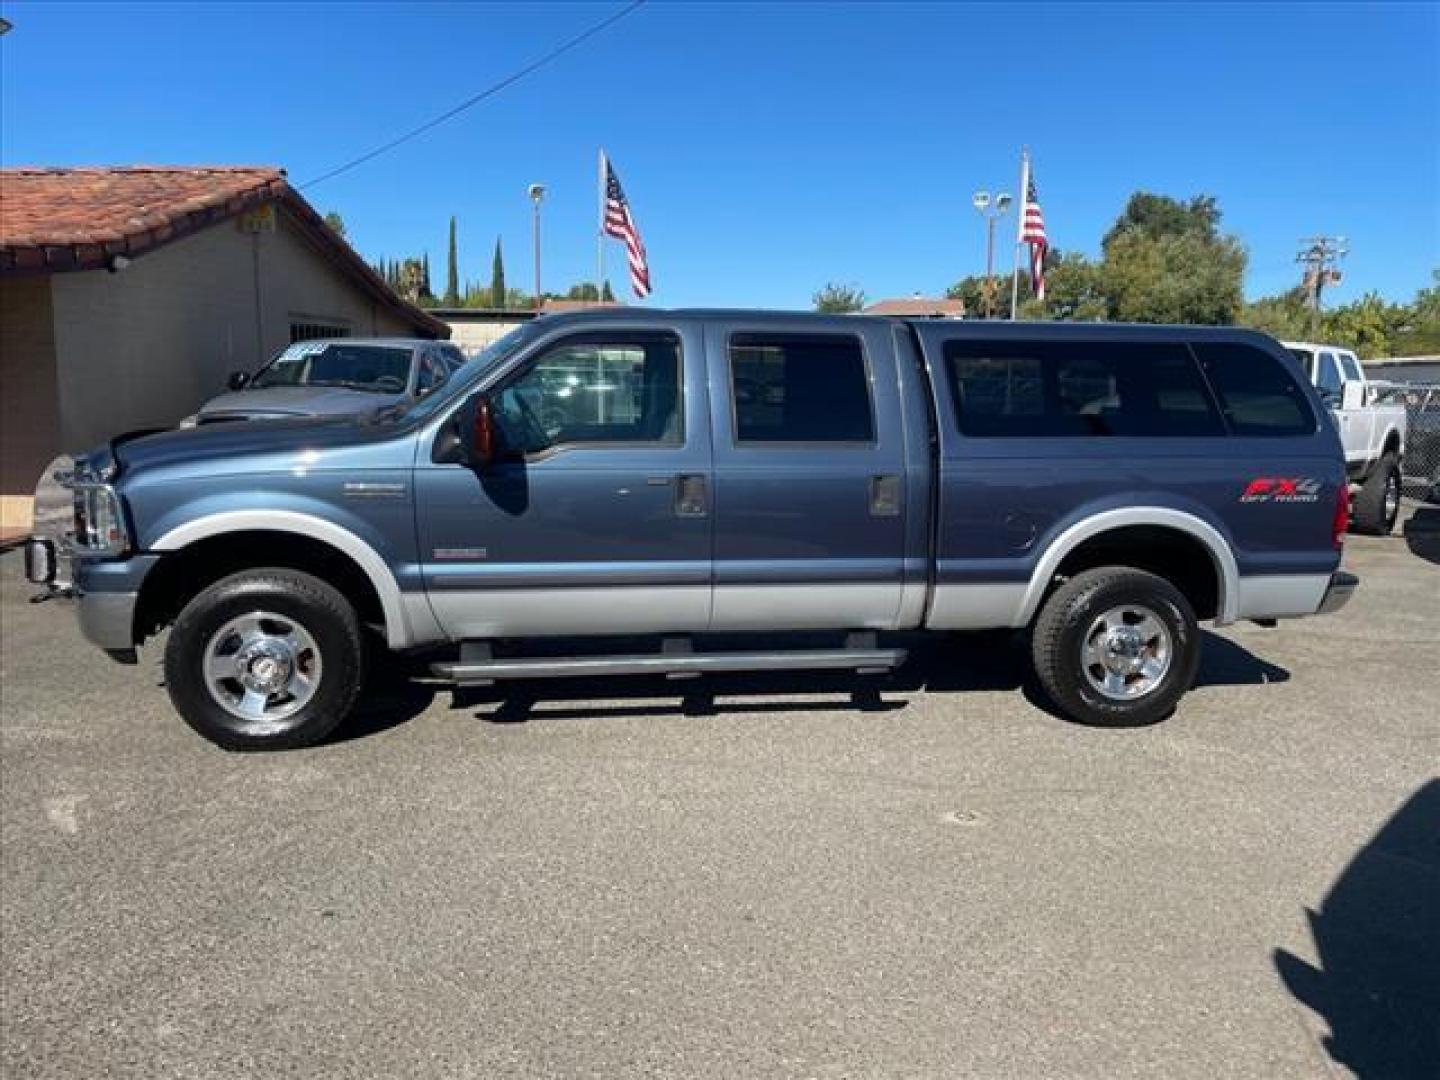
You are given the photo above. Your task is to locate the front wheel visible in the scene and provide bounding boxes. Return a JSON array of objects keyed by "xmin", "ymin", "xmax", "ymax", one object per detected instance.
[
  {"xmin": 1030, "ymin": 567, "xmax": 1201, "ymax": 727},
  {"xmin": 164, "ymin": 569, "xmax": 365, "ymax": 750}
]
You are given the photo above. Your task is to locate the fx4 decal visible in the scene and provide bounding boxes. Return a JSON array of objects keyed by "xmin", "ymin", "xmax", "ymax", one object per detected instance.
[{"xmin": 1240, "ymin": 477, "xmax": 1323, "ymax": 504}]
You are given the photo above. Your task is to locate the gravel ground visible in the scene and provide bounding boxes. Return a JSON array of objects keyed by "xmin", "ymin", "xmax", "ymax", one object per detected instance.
[{"xmin": 2, "ymin": 510, "xmax": 1437, "ymax": 1079}]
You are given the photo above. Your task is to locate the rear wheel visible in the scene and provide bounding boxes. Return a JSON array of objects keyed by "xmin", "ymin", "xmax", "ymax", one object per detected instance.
[
  {"xmin": 1031, "ymin": 566, "xmax": 1201, "ymax": 727},
  {"xmin": 1352, "ymin": 453, "xmax": 1401, "ymax": 535},
  {"xmin": 164, "ymin": 569, "xmax": 365, "ymax": 750}
]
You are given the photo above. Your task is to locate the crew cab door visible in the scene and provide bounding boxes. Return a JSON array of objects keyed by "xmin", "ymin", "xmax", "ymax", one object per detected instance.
[
  {"xmin": 703, "ymin": 318, "xmax": 926, "ymax": 631},
  {"xmin": 1315, "ymin": 350, "xmax": 1362, "ymax": 462},
  {"xmin": 1336, "ymin": 351, "xmax": 1375, "ymax": 462},
  {"xmin": 414, "ymin": 322, "xmax": 713, "ymax": 639}
]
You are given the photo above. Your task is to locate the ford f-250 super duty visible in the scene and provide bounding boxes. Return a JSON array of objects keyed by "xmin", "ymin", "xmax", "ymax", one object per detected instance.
[
  {"xmin": 1284, "ymin": 340, "xmax": 1407, "ymax": 535},
  {"xmin": 26, "ymin": 311, "xmax": 1357, "ymax": 750}
]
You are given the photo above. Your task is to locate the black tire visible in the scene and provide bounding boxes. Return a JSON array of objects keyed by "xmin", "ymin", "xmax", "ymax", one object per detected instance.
[
  {"xmin": 1351, "ymin": 453, "xmax": 1401, "ymax": 536},
  {"xmin": 163, "ymin": 569, "xmax": 365, "ymax": 751},
  {"xmin": 1030, "ymin": 566, "xmax": 1201, "ymax": 728}
]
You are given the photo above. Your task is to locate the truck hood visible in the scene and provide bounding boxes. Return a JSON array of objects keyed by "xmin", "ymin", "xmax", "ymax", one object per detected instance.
[
  {"xmin": 197, "ymin": 385, "xmax": 402, "ymax": 419},
  {"xmin": 111, "ymin": 415, "xmax": 402, "ymax": 477}
]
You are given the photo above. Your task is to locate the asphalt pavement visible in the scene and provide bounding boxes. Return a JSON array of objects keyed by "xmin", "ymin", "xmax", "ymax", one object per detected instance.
[{"xmin": 2, "ymin": 512, "xmax": 1437, "ymax": 1079}]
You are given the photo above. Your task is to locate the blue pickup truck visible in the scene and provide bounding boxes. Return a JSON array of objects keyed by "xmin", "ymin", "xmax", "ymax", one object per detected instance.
[{"xmin": 25, "ymin": 310, "xmax": 1356, "ymax": 750}]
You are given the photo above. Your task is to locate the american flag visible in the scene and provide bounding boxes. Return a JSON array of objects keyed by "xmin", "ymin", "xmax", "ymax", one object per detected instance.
[
  {"xmin": 602, "ymin": 154, "xmax": 651, "ymax": 298},
  {"xmin": 1020, "ymin": 167, "xmax": 1048, "ymax": 302}
]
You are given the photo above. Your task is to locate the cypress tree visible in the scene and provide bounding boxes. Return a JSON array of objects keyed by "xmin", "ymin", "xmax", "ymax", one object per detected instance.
[
  {"xmin": 444, "ymin": 216, "xmax": 460, "ymax": 305},
  {"xmin": 490, "ymin": 236, "xmax": 506, "ymax": 309}
]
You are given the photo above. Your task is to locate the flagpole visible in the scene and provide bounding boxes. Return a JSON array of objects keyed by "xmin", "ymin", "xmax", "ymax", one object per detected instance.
[
  {"xmin": 596, "ymin": 148, "xmax": 606, "ymax": 306},
  {"xmin": 1009, "ymin": 146, "xmax": 1028, "ymax": 320}
]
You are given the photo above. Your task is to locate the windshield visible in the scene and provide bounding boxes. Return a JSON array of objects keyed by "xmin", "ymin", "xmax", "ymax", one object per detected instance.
[
  {"xmin": 375, "ymin": 324, "xmax": 537, "ymax": 425},
  {"xmin": 250, "ymin": 341, "xmax": 414, "ymax": 393}
]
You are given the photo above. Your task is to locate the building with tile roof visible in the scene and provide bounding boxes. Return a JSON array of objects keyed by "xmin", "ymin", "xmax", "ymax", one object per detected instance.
[
  {"xmin": 0, "ymin": 166, "xmax": 447, "ymax": 530},
  {"xmin": 863, "ymin": 296, "xmax": 967, "ymax": 318}
]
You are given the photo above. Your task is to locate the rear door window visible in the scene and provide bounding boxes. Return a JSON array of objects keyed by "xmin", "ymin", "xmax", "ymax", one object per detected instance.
[
  {"xmin": 943, "ymin": 340, "xmax": 1224, "ymax": 437},
  {"xmin": 1193, "ymin": 342, "xmax": 1317, "ymax": 436},
  {"xmin": 729, "ymin": 333, "xmax": 874, "ymax": 443}
]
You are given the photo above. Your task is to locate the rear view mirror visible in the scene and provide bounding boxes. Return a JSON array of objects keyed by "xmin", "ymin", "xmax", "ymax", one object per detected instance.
[
  {"xmin": 432, "ymin": 392, "xmax": 513, "ymax": 469},
  {"xmin": 227, "ymin": 371, "xmax": 250, "ymax": 391}
]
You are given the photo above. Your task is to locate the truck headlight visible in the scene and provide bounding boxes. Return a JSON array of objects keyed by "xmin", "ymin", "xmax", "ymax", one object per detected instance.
[{"xmin": 72, "ymin": 483, "xmax": 130, "ymax": 554}]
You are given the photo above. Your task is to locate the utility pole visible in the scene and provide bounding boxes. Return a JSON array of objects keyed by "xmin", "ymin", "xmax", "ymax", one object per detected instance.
[{"xmin": 1296, "ymin": 236, "xmax": 1348, "ymax": 336}]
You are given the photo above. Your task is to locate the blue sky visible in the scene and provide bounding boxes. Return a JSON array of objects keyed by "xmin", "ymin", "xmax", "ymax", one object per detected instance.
[{"xmin": 2, "ymin": 1, "xmax": 1436, "ymax": 308}]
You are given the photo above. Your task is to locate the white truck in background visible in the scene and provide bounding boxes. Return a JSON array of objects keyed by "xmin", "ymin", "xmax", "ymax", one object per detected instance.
[{"xmin": 1285, "ymin": 341, "xmax": 1407, "ymax": 534}]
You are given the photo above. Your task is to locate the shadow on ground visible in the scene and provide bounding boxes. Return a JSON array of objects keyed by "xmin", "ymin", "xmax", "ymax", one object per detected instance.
[
  {"xmin": 1274, "ymin": 780, "xmax": 1440, "ymax": 1079},
  {"xmin": 338, "ymin": 629, "xmax": 1289, "ymax": 737},
  {"xmin": 1402, "ymin": 505, "xmax": 1440, "ymax": 567}
]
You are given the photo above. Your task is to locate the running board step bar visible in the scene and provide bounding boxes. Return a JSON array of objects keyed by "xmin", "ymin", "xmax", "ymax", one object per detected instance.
[{"xmin": 431, "ymin": 648, "xmax": 907, "ymax": 685}]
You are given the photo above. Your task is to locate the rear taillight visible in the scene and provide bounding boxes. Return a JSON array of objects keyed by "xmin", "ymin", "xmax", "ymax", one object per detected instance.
[{"xmin": 1332, "ymin": 483, "xmax": 1351, "ymax": 549}]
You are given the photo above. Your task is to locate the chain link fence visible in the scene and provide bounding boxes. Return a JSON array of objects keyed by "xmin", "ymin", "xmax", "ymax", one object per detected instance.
[{"xmin": 1372, "ymin": 381, "xmax": 1440, "ymax": 504}]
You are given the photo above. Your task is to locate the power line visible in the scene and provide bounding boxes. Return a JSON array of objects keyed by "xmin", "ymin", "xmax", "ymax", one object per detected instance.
[{"xmin": 299, "ymin": 0, "xmax": 647, "ymax": 190}]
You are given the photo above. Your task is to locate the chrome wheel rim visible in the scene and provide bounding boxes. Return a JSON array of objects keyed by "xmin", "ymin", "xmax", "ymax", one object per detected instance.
[
  {"xmin": 1081, "ymin": 604, "xmax": 1172, "ymax": 701},
  {"xmin": 202, "ymin": 611, "xmax": 322, "ymax": 726},
  {"xmin": 1384, "ymin": 471, "xmax": 1400, "ymax": 524}
]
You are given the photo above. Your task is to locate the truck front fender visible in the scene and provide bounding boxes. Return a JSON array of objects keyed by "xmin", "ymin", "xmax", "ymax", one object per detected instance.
[{"xmin": 149, "ymin": 509, "xmax": 439, "ymax": 649}]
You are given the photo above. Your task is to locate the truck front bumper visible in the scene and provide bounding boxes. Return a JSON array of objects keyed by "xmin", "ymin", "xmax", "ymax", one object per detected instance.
[
  {"xmin": 76, "ymin": 590, "xmax": 141, "ymax": 653},
  {"xmin": 25, "ymin": 538, "xmax": 155, "ymax": 659},
  {"xmin": 1317, "ymin": 570, "xmax": 1359, "ymax": 615}
]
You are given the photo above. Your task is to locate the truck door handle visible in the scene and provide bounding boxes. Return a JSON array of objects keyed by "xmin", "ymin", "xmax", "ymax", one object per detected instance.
[
  {"xmin": 869, "ymin": 475, "xmax": 902, "ymax": 517},
  {"xmin": 674, "ymin": 474, "xmax": 708, "ymax": 518}
]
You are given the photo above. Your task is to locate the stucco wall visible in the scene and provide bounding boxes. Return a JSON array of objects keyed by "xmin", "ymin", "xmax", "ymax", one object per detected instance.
[
  {"xmin": 0, "ymin": 276, "xmax": 61, "ymax": 528},
  {"xmin": 48, "ymin": 204, "xmax": 415, "ymax": 452},
  {"xmin": 442, "ymin": 315, "xmax": 534, "ymax": 354},
  {"xmin": 255, "ymin": 205, "xmax": 413, "ymax": 361}
]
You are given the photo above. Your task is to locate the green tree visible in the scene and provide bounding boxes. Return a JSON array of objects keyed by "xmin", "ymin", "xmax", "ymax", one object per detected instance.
[
  {"xmin": 1241, "ymin": 286, "xmax": 1312, "ymax": 342},
  {"xmin": 444, "ymin": 217, "xmax": 460, "ymax": 306},
  {"xmin": 1391, "ymin": 269, "xmax": 1440, "ymax": 356},
  {"xmin": 562, "ymin": 282, "xmax": 619, "ymax": 302},
  {"xmin": 1040, "ymin": 250, "xmax": 1107, "ymax": 321},
  {"xmin": 489, "ymin": 237, "xmax": 507, "ymax": 308},
  {"xmin": 812, "ymin": 282, "xmax": 867, "ymax": 313},
  {"xmin": 947, "ymin": 270, "xmax": 1033, "ymax": 319},
  {"xmin": 323, "ymin": 211, "xmax": 346, "ymax": 239},
  {"xmin": 399, "ymin": 258, "xmax": 424, "ymax": 302},
  {"xmin": 1100, "ymin": 194, "xmax": 1245, "ymax": 324},
  {"xmin": 1321, "ymin": 293, "xmax": 1407, "ymax": 359},
  {"xmin": 1102, "ymin": 193, "xmax": 1220, "ymax": 247}
]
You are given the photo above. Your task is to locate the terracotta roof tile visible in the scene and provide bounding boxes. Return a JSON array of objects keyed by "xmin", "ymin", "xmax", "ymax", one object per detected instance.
[
  {"xmin": 0, "ymin": 166, "xmax": 286, "ymax": 252},
  {"xmin": 864, "ymin": 297, "xmax": 967, "ymax": 317},
  {"xmin": 0, "ymin": 165, "xmax": 447, "ymax": 338},
  {"xmin": 539, "ymin": 298, "xmax": 623, "ymax": 313}
]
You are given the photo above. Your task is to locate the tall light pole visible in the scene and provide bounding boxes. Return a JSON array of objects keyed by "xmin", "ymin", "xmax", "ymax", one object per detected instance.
[
  {"xmin": 972, "ymin": 190, "xmax": 1013, "ymax": 319},
  {"xmin": 528, "ymin": 183, "xmax": 547, "ymax": 310}
]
